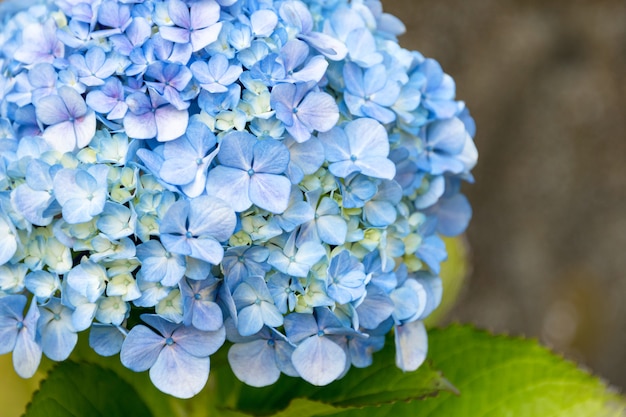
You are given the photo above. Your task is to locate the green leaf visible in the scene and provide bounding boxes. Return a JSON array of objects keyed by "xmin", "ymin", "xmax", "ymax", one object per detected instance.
[
  {"xmin": 325, "ymin": 325, "xmax": 626, "ymax": 417},
  {"xmin": 24, "ymin": 361, "xmax": 153, "ymax": 417},
  {"xmin": 230, "ymin": 334, "xmax": 454, "ymax": 416}
]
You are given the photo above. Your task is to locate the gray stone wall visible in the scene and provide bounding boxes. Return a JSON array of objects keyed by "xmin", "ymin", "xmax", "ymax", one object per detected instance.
[{"xmin": 383, "ymin": 0, "xmax": 626, "ymax": 389}]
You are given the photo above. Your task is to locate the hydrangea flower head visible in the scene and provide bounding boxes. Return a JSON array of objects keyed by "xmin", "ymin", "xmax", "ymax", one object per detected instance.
[{"xmin": 0, "ymin": 0, "xmax": 477, "ymax": 397}]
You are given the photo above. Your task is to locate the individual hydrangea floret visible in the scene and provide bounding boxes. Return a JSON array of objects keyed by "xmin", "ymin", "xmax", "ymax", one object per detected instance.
[{"xmin": 0, "ymin": 0, "xmax": 477, "ymax": 397}]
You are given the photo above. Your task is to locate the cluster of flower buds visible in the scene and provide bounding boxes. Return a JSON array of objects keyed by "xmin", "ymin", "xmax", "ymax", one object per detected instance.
[{"xmin": 0, "ymin": 0, "xmax": 477, "ymax": 398}]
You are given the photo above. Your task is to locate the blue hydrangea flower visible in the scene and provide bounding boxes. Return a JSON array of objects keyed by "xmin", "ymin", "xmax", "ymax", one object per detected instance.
[
  {"xmin": 0, "ymin": 0, "xmax": 477, "ymax": 396},
  {"xmin": 120, "ymin": 314, "xmax": 225, "ymax": 398},
  {"xmin": 205, "ymin": 131, "xmax": 291, "ymax": 213},
  {"xmin": 0, "ymin": 295, "xmax": 41, "ymax": 378}
]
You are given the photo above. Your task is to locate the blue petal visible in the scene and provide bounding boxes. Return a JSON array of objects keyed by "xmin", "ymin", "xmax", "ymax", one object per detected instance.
[
  {"xmin": 228, "ymin": 339, "xmax": 280, "ymax": 387},
  {"xmin": 205, "ymin": 166, "xmax": 252, "ymax": 212},
  {"xmin": 89, "ymin": 324, "xmax": 125, "ymax": 357},
  {"xmin": 173, "ymin": 324, "xmax": 225, "ymax": 357},
  {"xmin": 394, "ymin": 320, "xmax": 427, "ymax": 371},
  {"xmin": 120, "ymin": 325, "xmax": 164, "ymax": 371},
  {"xmin": 252, "ymin": 139, "xmax": 289, "ymax": 174},
  {"xmin": 292, "ymin": 336, "xmax": 346, "ymax": 386},
  {"xmin": 149, "ymin": 344, "xmax": 210, "ymax": 398},
  {"xmin": 249, "ymin": 173, "xmax": 291, "ymax": 214}
]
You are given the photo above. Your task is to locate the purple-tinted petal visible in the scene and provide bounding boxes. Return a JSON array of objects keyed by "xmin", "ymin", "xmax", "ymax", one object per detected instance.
[
  {"xmin": 297, "ymin": 92, "xmax": 338, "ymax": 133},
  {"xmin": 190, "ymin": 23, "xmax": 222, "ymax": 52},
  {"xmin": 35, "ymin": 94, "xmax": 68, "ymax": 125},
  {"xmin": 124, "ymin": 111, "xmax": 157, "ymax": 139},
  {"xmin": 74, "ymin": 111, "xmax": 96, "ymax": 148},
  {"xmin": 155, "ymin": 105, "xmax": 188, "ymax": 142}
]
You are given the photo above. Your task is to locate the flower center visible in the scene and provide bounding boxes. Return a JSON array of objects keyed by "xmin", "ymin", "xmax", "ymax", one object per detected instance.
[
  {"xmin": 186, "ymin": 231, "xmax": 193, "ymax": 238},
  {"xmin": 165, "ymin": 337, "xmax": 174, "ymax": 346},
  {"xmin": 247, "ymin": 168, "xmax": 255, "ymax": 176},
  {"xmin": 16, "ymin": 322, "xmax": 24, "ymax": 330},
  {"xmin": 194, "ymin": 293, "xmax": 202, "ymax": 300}
]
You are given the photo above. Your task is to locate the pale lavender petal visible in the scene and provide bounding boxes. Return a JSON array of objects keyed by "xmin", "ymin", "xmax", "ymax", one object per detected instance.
[
  {"xmin": 42, "ymin": 121, "xmax": 77, "ymax": 153},
  {"xmin": 35, "ymin": 94, "xmax": 68, "ymax": 125},
  {"xmin": 190, "ymin": 23, "xmax": 222, "ymax": 52},
  {"xmin": 155, "ymin": 105, "xmax": 188, "ymax": 142},
  {"xmin": 73, "ymin": 111, "xmax": 96, "ymax": 148},
  {"xmin": 124, "ymin": 111, "xmax": 157, "ymax": 139},
  {"xmin": 297, "ymin": 91, "xmax": 338, "ymax": 133}
]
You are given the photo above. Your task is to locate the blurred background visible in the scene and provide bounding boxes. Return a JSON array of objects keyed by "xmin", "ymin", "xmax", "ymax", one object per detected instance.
[{"xmin": 385, "ymin": 0, "xmax": 626, "ymax": 390}]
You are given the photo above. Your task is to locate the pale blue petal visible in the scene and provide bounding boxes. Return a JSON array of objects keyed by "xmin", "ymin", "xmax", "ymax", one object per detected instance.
[
  {"xmin": 40, "ymin": 319, "xmax": 77, "ymax": 361},
  {"xmin": 89, "ymin": 324, "xmax": 125, "ymax": 357},
  {"xmin": 217, "ymin": 131, "xmax": 255, "ymax": 170},
  {"xmin": 188, "ymin": 196, "xmax": 236, "ymax": 241},
  {"xmin": 120, "ymin": 325, "xmax": 164, "ymax": 371},
  {"xmin": 191, "ymin": 301, "xmax": 223, "ymax": 332},
  {"xmin": 159, "ymin": 200, "xmax": 189, "ymax": 234},
  {"xmin": 318, "ymin": 127, "xmax": 350, "ymax": 162},
  {"xmin": 252, "ymin": 139, "xmax": 289, "ymax": 174},
  {"xmin": 297, "ymin": 91, "xmax": 339, "ymax": 133},
  {"xmin": 435, "ymin": 194, "xmax": 472, "ymax": 237},
  {"xmin": 155, "ymin": 105, "xmax": 188, "ymax": 142},
  {"xmin": 355, "ymin": 285, "xmax": 395, "ymax": 329},
  {"xmin": 364, "ymin": 200, "xmax": 397, "ymax": 227},
  {"xmin": 316, "ymin": 215, "xmax": 347, "ymax": 246},
  {"xmin": 188, "ymin": 237, "xmax": 224, "ymax": 265},
  {"xmin": 149, "ymin": 345, "xmax": 210, "ymax": 399},
  {"xmin": 228, "ymin": 339, "xmax": 280, "ymax": 387},
  {"xmin": 283, "ymin": 312, "xmax": 318, "ymax": 343},
  {"xmin": 160, "ymin": 158, "xmax": 198, "ymax": 185},
  {"xmin": 292, "ymin": 336, "xmax": 346, "ymax": 386},
  {"xmin": 394, "ymin": 320, "xmax": 427, "ymax": 371},
  {"xmin": 237, "ymin": 305, "xmax": 264, "ymax": 336},
  {"xmin": 173, "ymin": 324, "xmax": 225, "ymax": 357},
  {"xmin": 205, "ymin": 166, "xmax": 252, "ymax": 212},
  {"xmin": 249, "ymin": 173, "xmax": 291, "ymax": 214},
  {"xmin": 13, "ymin": 327, "xmax": 42, "ymax": 378}
]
